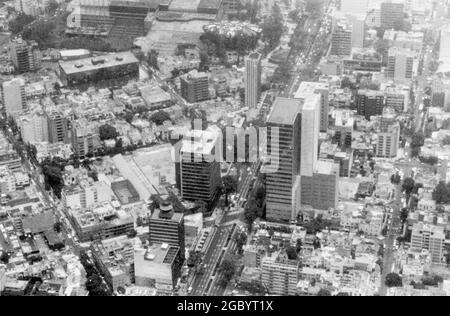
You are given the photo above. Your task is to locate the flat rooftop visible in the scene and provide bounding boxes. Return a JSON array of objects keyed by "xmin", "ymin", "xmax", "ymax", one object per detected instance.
[
  {"xmin": 315, "ymin": 160, "xmax": 339, "ymax": 175},
  {"xmin": 294, "ymin": 81, "xmax": 329, "ymax": 99},
  {"xmin": 59, "ymin": 51, "xmax": 139, "ymax": 75},
  {"xmin": 267, "ymin": 97, "xmax": 303, "ymax": 126}
]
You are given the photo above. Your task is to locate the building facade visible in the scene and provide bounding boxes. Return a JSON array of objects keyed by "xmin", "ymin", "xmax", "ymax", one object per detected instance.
[{"xmin": 244, "ymin": 52, "xmax": 262, "ymax": 109}]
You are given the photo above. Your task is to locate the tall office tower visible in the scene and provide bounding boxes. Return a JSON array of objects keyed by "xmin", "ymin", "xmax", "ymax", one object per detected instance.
[
  {"xmin": 265, "ymin": 98, "xmax": 303, "ymax": 223},
  {"xmin": 47, "ymin": 111, "xmax": 69, "ymax": 144},
  {"xmin": 386, "ymin": 47, "xmax": 414, "ymax": 81},
  {"xmin": 294, "ymin": 82, "xmax": 329, "ymax": 132},
  {"xmin": 339, "ymin": 0, "xmax": 369, "ymax": 15},
  {"xmin": 356, "ymin": 90, "xmax": 385, "ymax": 120},
  {"xmin": 2, "ymin": 78, "xmax": 26, "ymax": 116},
  {"xmin": 376, "ymin": 114, "xmax": 400, "ymax": 158},
  {"xmin": 18, "ymin": 112, "xmax": 49, "ymax": 144},
  {"xmin": 330, "ymin": 22, "xmax": 352, "ymax": 57},
  {"xmin": 149, "ymin": 201, "xmax": 185, "ymax": 260},
  {"xmin": 9, "ymin": 38, "xmax": 41, "ymax": 73},
  {"xmin": 439, "ymin": 27, "xmax": 450, "ymax": 63},
  {"xmin": 350, "ymin": 14, "xmax": 366, "ymax": 49},
  {"xmin": 380, "ymin": 1, "xmax": 405, "ymax": 30},
  {"xmin": 261, "ymin": 251, "xmax": 299, "ymax": 296},
  {"xmin": 244, "ymin": 52, "xmax": 262, "ymax": 109},
  {"xmin": 299, "ymin": 95, "xmax": 320, "ymax": 178},
  {"xmin": 411, "ymin": 223, "xmax": 445, "ymax": 263},
  {"xmin": 179, "ymin": 128, "xmax": 221, "ymax": 204}
]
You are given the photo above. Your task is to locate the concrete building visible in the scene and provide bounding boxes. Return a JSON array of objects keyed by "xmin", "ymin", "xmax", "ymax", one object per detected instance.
[
  {"xmin": 265, "ymin": 98, "xmax": 303, "ymax": 223},
  {"xmin": 71, "ymin": 120, "xmax": 99, "ymax": 159},
  {"xmin": 179, "ymin": 128, "xmax": 221, "ymax": 203},
  {"xmin": 90, "ymin": 236, "xmax": 135, "ymax": 291},
  {"xmin": 47, "ymin": 111, "xmax": 69, "ymax": 144},
  {"xmin": 383, "ymin": 30, "xmax": 424, "ymax": 55},
  {"xmin": 380, "ymin": 1, "xmax": 405, "ymax": 30},
  {"xmin": 265, "ymin": 95, "xmax": 320, "ymax": 222},
  {"xmin": 440, "ymin": 27, "xmax": 450, "ymax": 63},
  {"xmin": 18, "ymin": 112, "xmax": 49, "ymax": 144},
  {"xmin": 58, "ymin": 52, "xmax": 139, "ymax": 86},
  {"xmin": 330, "ymin": 21, "xmax": 352, "ymax": 57},
  {"xmin": 149, "ymin": 201, "xmax": 185, "ymax": 260},
  {"xmin": 356, "ymin": 90, "xmax": 385, "ymax": 120},
  {"xmin": 300, "ymin": 160, "xmax": 340, "ymax": 211},
  {"xmin": 386, "ymin": 47, "xmax": 414, "ymax": 82},
  {"xmin": 134, "ymin": 243, "xmax": 182, "ymax": 293},
  {"xmin": 244, "ymin": 52, "xmax": 262, "ymax": 109},
  {"xmin": 9, "ymin": 38, "xmax": 41, "ymax": 73},
  {"xmin": 180, "ymin": 70, "xmax": 210, "ymax": 103},
  {"xmin": 411, "ymin": 223, "xmax": 445, "ymax": 264},
  {"xmin": 261, "ymin": 251, "xmax": 299, "ymax": 296},
  {"xmin": 68, "ymin": 203, "xmax": 134, "ymax": 243},
  {"xmin": 376, "ymin": 115, "xmax": 400, "ymax": 158},
  {"xmin": 62, "ymin": 179, "xmax": 112, "ymax": 210},
  {"xmin": 0, "ymin": 165, "xmax": 16, "ymax": 194},
  {"xmin": 294, "ymin": 81, "xmax": 329, "ymax": 132},
  {"xmin": 339, "ymin": 0, "xmax": 369, "ymax": 15},
  {"xmin": 2, "ymin": 78, "xmax": 26, "ymax": 116}
]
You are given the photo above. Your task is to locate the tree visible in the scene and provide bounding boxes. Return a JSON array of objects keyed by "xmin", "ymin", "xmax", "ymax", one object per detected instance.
[
  {"xmin": 402, "ymin": 177, "xmax": 415, "ymax": 196},
  {"xmin": 244, "ymin": 199, "xmax": 259, "ymax": 229},
  {"xmin": 433, "ymin": 181, "xmax": 450, "ymax": 204},
  {"xmin": 391, "ymin": 173, "xmax": 401, "ymax": 185},
  {"xmin": 54, "ymin": 222, "xmax": 63, "ymax": 233},
  {"xmin": 400, "ymin": 208, "xmax": 409, "ymax": 223},
  {"xmin": 235, "ymin": 231, "xmax": 247, "ymax": 251},
  {"xmin": 222, "ymin": 175, "xmax": 238, "ymax": 206},
  {"xmin": 0, "ymin": 251, "xmax": 10, "ymax": 264},
  {"xmin": 296, "ymin": 239, "xmax": 303, "ymax": 253},
  {"xmin": 419, "ymin": 155, "xmax": 439, "ymax": 165},
  {"xmin": 150, "ymin": 111, "xmax": 171, "ymax": 126},
  {"xmin": 317, "ymin": 288, "xmax": 331, "ymax": 296},
  {"xmin": 261, "ymin": 3, "xmax": 284, "ymax": 50},
  {"xmin": 286, "ymin": 246, "xmax": 298, "ymax": 260},
  {"xmin": 219, "ymin": 257, "xmax": 236, "ymax": 284},
  {"xmin": 46, "ymin": 0, "xmax": 59, "ymax": 15},
  {"xmin": 385, "ymin": 273, "xmax": 403, "ymax": 288},
  {"xmin": 99, "ymin": 124, "xmax": 118, "ymax": 141},
  {"xmin": 8, "ymin": 14, "xmax": 35, "ymax": 34}
]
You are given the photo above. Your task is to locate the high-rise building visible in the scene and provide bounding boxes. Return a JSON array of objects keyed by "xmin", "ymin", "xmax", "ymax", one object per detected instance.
[
  {"xmin": 265, "ymin": 95, "xmax": 320, "ymax": 222},
  {"xmin": 411, "ymin": 223, "xmax": 445, "ymax": 263},
  {"xmin": 356, "ymin": 90, "xmax": 385, "ymax": 120},
  {"xmin": 149, "ymin": 201, "xmax": 185, "ymax": 260},
  {"xmin": 179, "ymin": 128, "xmax": 221, "ymax": 203},
  {"xmin": 261, "ymin": 251, "xmax": 299, "ymax": 296},
  {"xmin": 339, "ymin": 0, "xmax": 369, "ymax": 15},
  {"xmin": 2, "ymin": 78, "xmax": 26, "ymax": 116},
  {"xmin": 244, "ymin": 52, "xmax": 262, "ymax": 109},
  {"xmin": 265, "ymin": 98, "xmax": 303, "ymax": 223},
  {"xmin": 9, "ymin": 38, "xmax": 41, "ymax": 73},
  {"xmin": 300, "ymin": 160, "xmax": 340, "ymax": 211},
  {"xmin": 350, "ymin": 14, "xmax": 366, "ymax": 49},
  {"xmin": 376, "ymin": 114, "xmax": 400, "ymax": 158},
  {"xmin": 294, "ymin": 82, "xmax": 329, "ymax": 132},
  {"xmin": 180, "ymin": 71, "xmax": 210, "ymax": 103},
  {"xmin": 439, "ymin": 27, "xmax": 450, "ymax": 63},
  {"xmin": 70, "ymin": 119, "xmax": 99, "ymax": 159},
  {"xmin": 47, "ymin": 111, "xmax": 69, "ymax": 144},
  {"xmin": 17, "ymin": 112, "xmax": 48, "ymax": 144},
  {"xmin": 330, "ymin": 22, "xmax": 352, "ymax": 57},
  {"xmin": 380, "ymin": 1, "xmax": 405, "ymax": 30},
  {"xmin": 386, "ymin": 47, "xmax": 414, "ymax": 81}
]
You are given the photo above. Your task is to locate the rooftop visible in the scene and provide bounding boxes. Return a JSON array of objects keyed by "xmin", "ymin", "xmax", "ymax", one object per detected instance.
[
  {"xmin": 294, "ymin": 81, "xmax": 329, "ymax": 99},
  {"xmin": 267, "ymin": 97, "xmax": 302, "ymax": 126},
  {"xmin": 59, "ymin": 52, "xmax": 139, "ymax": 75}
]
